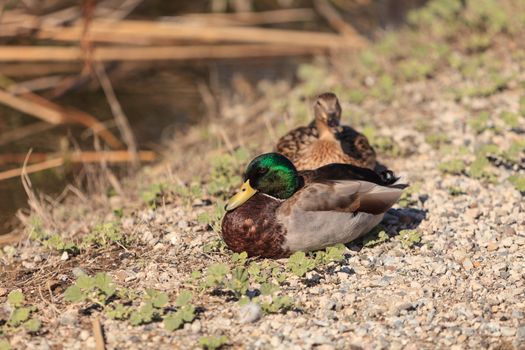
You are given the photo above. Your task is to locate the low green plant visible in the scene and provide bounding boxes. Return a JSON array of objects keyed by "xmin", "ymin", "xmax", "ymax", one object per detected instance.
[
  {"xmin": 347, "ymin": 89, "xmax": 366, "ymax": 104},
  {"xmin": 225, "ymin": 267, "xmax": 250, "ymax": 298},
  {"xmin": 0, "ymin": 339, "xmax": 10, "ymax": 350},
  {"xmin": 425, "ymin": 133, "xmax": 450, "ymax": 149},
  {"xmin": 407, "ymin": 0, "xmax": 462, "ymax": 28},
  {"xmin": 259, "ymin": 295, "xmax": 294, "ymax": 314},
  {"xmin": 362, "ymin": 126, "xmax": 401, "ymax": 157},
  {"xmin": 197, "ymin": 201, "xmax": 225, "ymax": 234},
  {"xmin": 502, "ymin": 140, "xmax": 525, "ymax": 163},
  {"xmin": 398, "ymin": 183, "xmax": 421, "ymax": 208},
  {"xmin": 81, "ymin": 222, "xmax": 125, "ymax": 249},
  {"xmin": 231, "ymin": 251, "xmax": 248, "ymax": 266},
  {"xmin": 476, "ymin": 143, "xmax": 500, "ymax": 157},
  {"xmin": 468, "ymin": 112, "xmax": 491, "ymax": 134},
  {"xmin": 464, "ymin": 34, "xmax": 492, "ymax": 52},
  {"xmin": 163, "ymin": 291, "xmax": 196, "ymax": 331},
  {"xmin": 362, "ymin": 229, "xmax": 389, "ymax": 248},
  {"xmin": 259, "ymin": 282, "xmax": 279, "ymax": 296},
  {"xmin": 3, "ymin": 290, "xmax": 41, "ymax": 333},
  {"xmin": 202, "ymin": 239, "xmax": 227, "ymax": 254},
  {"xmin": 141, "ymin": 183, "xmax": 165, "ymax": 208},
  {"xmin": 286, "ymin": 251, "xmax": 316, "ymax": 277},
  {"xmin": 28, "ymin": 218, "xmax": 78, "ymax": 254},
  {"xmin": 448, "ymin": 186, "xmax": 466, "ymax": 196},
  {"xmin": 468, "ymin": 155, "xmax": 496, "ymax": 182},
  {"xmin": 398, "ymin": 59, "xmax": 434, "ymax": 81},
  {"xmin": 314, "ymin": 244, "xmax": 346, "ymax": 265},
  {"xmin": 246, "ymin": 262, "xmax": 264, "ymax": 283},
  {"xmin": 508, "ymin": 175, "xmax": 525, "ymax": 193},
  {"xmin": 203, "ymin": 263, "xmax": 230, "ymax": 289},
  {"xmin": 105, "ymin": 303, "xmax": 132, "ymax": 320},
  {"xmin": 439, "ymin": 159, "xmax": 466, "ymax": 175},
  {"xmin": 460, "ymin": 76, "xmax": 509, "ymax": 98},
  {"xmin": 371, "ymin": 74, "xmax": 395, "ymax": 102},
  {"xmin": 64, "ymin": 273, "xmax": 116, "ymax": 305},
  {"xmin": 520, "ymin": 96, "xmax": 525, "ymax": 117},
  {"xmin": 465, "ymin": 0, "xmax": 509, "ymax": 33},
  {"xmin": 199, "ymin": 335, "xmax": 229, "ymax": 350},
  {"xmin": 207, "ymin": 148, "xmax": 249, "ymax": 196},
  {"xmin": 174, "ymin": 182, "xmax": 203, "ymax": 205},
  {"xmin": 397, "ymin": 230, "xmax": 421, "ymax": 249},
  {"xmin": 500, "ymin": 111, "xmax": 520, "ymax": 129},
  {"xmin": 201, "ymin": 262, "xmax": 250, "ymax": 298}
]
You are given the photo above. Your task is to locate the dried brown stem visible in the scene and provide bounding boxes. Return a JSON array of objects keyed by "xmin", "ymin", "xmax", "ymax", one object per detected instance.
[
  {"xmin": 0, "ymin": 83, "xmax": 123, "ymax": 149},
  {"xmin": 0, "ymin": 44, "xmax": 326, "ymax": 62},
  {"xmin": 35, "ymin": 20, "xmax": 359, "ymax": 48},
  {"xmin": 93, "ymin": 61, "xmax": 138, "ymax": 166},
  {"xmin": 314, "ymin": 0, "xmax": 369, "ymax": 44},
  {"xmin": 92, "ymin": 317, "xmax": 106, "ymax": 350},
  {"xmin": 0, "ymin": 151, "xmax": 156, "ymax": 181}
]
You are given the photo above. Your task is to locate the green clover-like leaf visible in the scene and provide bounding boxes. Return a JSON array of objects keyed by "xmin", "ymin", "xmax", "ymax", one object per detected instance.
[
  {"xmin": 175, "ymin": 290, "xmax": 192, "ymax": 307},
  {"xmin": 8, "ymin": 307, "xmax": 31, "ymax": 327},
  {"xmin": 64, "ymin": 285, "xmax": 86, "ymax": 303},
  {"xmin": 146, "ymin": 289, "xmax": 169, "ymax": 309},
  {"xmin": 76, "ymin": 275, "xmax": 95, "ymax": 290},
  {"xmin": 23, "ymin": 319, "xmax": 41, "ymax": 333},
  {"xmin": 7, "ymin": 290, "xmax": 24, "ymax": 308},
  {"xmin": 163, "ymin": 313, "xmax": 184, "ymax": 331},
  {"xmin": 0, "ymin": 339, "xmax": 11, "ymax": 350}
]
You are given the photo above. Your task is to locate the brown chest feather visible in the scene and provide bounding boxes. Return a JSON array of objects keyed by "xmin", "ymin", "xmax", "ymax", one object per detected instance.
[{"xmin": 221, "ymin": 193, "xmax": 290, "ymax": 258}]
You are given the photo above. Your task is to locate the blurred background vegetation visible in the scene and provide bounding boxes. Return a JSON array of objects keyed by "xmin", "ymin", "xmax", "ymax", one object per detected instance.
[
  {"xmin": 0, "ymin": 0, "xmax": 430, "ymax": 234},
  {"xmin": 1, "ymin": 0, "xmax": 524, "ymax": 236}
]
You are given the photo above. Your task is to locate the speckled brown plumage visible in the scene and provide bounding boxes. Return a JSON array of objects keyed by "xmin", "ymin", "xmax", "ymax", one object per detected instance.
[
  {"xmin": 221, "ymin": 193, "xmax": 290, "ymax": 258},
  {"xmin": 275, "ymin": 92, "xmax": 376, "ymax": 170},
  {"xmin": 276, "ymin": 123, "xmax": 376, "ymax": 170}
]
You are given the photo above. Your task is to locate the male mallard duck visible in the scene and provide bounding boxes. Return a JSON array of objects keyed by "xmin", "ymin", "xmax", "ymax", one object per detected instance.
[
  {"xmin": 221, "ymin": 153, "xmax": 406, "ymax": 258},
  {"xmin": 275, "ymin": 92, "xmax": 376, "ymax": 170}
]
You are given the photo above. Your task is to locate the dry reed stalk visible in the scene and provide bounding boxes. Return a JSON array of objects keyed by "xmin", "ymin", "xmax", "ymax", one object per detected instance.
[
  {"xmin": 0, "ymin": 62, "xmax": 82, "ymax": 76},
  {"xmin": 36, "ymin": 20, "xmax": 361, "ymax": 48},
  {"xmin": 0, "ymin": 0, "xmax": 143, "ymax": 37},
  {"xmin": 0, "ymin": 151, "xmax": 156, "ymax": 181},
  {"xmin": 0, "ymin": 84, "xmax": 123, "ymax": 149},
  {"xmin": 314, "ymin": 0, "xmax": 369, "ymax": 44},
  {"xmin": 8, "ymin": 75, "xmax": 64, "ymax": 94},
  {"xmin": 92, "ymin": 317, "xmax": 106, "ymax": 350},
  {"xmin": 0, "ymin": 44, "xmax": 326, "ymax": 62},
  {"xmin": 93, "ymin": 61, "xmax": 138, "ymax": 166},
  {"xmin": 0, "ymin": 88, "xmax": 65, "ymax": 123},
  {"xmin": 19, "ymin": 149, "xmax": 52, "ymax": 227}
]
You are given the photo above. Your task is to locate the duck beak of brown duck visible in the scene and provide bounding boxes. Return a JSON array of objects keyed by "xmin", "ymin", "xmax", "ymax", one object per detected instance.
[
  {"xmin": 326, "ymin": 112, "xmax": 339, "ymax": 127},
  {"xmin": 225, "ymin": 180, "xmax": 258, "ymax": 211}
]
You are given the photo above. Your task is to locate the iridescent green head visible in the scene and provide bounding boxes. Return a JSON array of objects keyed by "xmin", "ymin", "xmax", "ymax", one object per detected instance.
[{"xmin": 225, "ymin": 153, "xmax": 299, "ymax": 211}]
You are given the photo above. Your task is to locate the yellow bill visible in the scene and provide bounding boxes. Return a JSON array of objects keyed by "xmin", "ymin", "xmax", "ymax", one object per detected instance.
[{"xmin": 225, "ymin": 180, "xmax": 258, "ymax": 211}]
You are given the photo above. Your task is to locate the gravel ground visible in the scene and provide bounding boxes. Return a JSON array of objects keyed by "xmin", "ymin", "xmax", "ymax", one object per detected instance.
[{"xmin": 1, "ymin": 2, "xmax": 525, "ymax": 349}]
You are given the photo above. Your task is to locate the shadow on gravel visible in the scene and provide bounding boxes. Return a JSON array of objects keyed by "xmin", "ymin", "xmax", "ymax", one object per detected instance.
[
  {"xmin": 346, "ymin": 206, "xmax": 427, "ymax": 252},
  {"xmin": 384, "ymin": 207, "xmax": 427, "ymax": 231}
]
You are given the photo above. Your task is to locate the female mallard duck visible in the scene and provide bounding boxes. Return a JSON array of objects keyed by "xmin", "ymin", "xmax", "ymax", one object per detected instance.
[
  {"xmin": 275, "ymin": 92, "xmax": 376, "ymax": 170},
  {"xmin": 221, "ymin": 153, "xmax": 406, "ymax": 258}
]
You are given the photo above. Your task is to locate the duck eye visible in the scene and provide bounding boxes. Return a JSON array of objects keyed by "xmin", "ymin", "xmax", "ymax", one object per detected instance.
[{"xmin": 258, "ymin": 168, "xmax": 268, "ymax": 175}]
